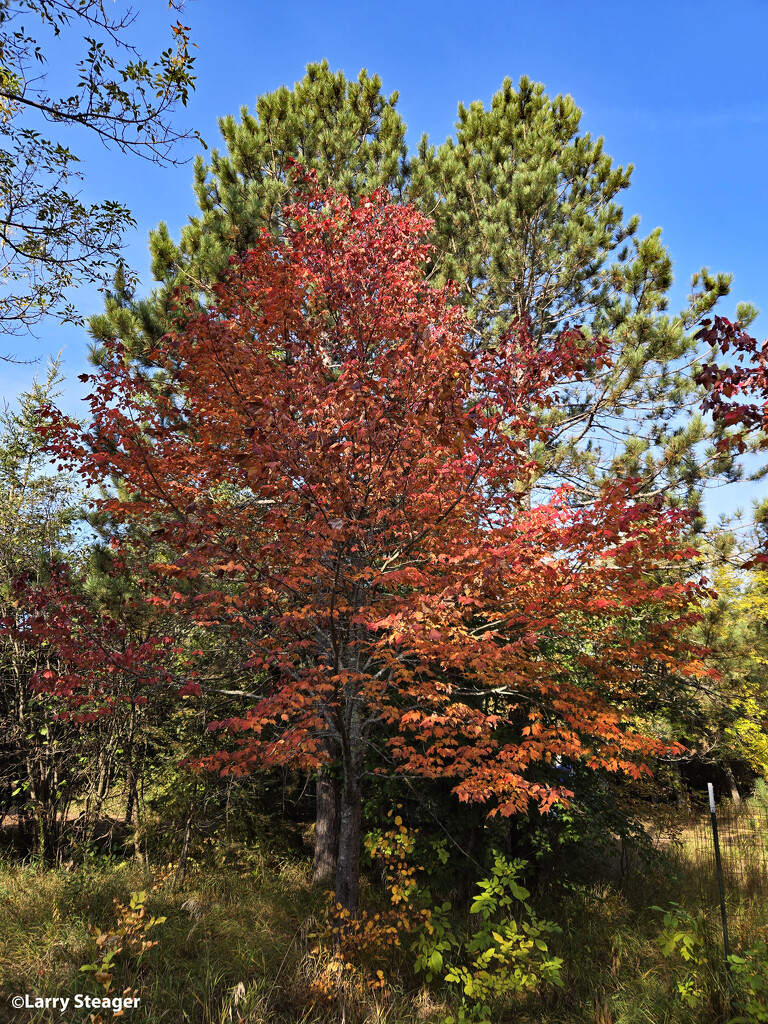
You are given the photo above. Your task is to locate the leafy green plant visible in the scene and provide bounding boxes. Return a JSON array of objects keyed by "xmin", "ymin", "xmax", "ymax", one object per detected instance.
[
  {"xmin": 80, "ymin": 888, "xmax": 166, "ymax": 1013},
  {"xmin": 729, "ymin": 939, "xmax": 768, "ymax": 1023},
  {"xmin": 413, "ymin": 898, "xmax": 458, "ymax": 982},
  {"xmin": 415, "ymin": 855, "xmax": 563, "ymax": 1024},
  {"xmin": 653, "ymin": 901, "xmax": 711, "ymax": 1007}
]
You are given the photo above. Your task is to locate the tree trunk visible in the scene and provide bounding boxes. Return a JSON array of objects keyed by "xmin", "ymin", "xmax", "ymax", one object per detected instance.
[
  {"xmin": 670, "ymin": 761, "xmax": 690, "ymax": 813},
  {"xmin": 335, "ymin": 779, "xmax": 362, "ymax": 915},
  {"xmin": 124, "ymin": 763, "xmax": 137, "ymax": 826},
  {"xmin": 173, "ymin": 809, "xmax": 194, "ymax": 893},
  {"xmin": 312, "ymin": 768, "xmax": 340, "ymax": 884},
  {"xmin": 124, "ymin": 703, "xmax": 138, "ymax": 825},
  {"xmin": 724, "ymin": 762, "xmax": 742, "ymax": 811},
  {"xmin": 124, "ymin": 759, "xmax": 145, "ymax": 864}
]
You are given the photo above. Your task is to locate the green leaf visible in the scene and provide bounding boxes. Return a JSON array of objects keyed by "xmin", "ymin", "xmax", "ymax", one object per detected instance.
[{"xmin": 429, "ymin": 950, "xmax": 443, "ymax": 973}]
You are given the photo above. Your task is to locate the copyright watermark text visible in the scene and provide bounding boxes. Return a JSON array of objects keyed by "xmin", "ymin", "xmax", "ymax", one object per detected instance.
[{"xmin": 10, "ymin": 994, "xmax": 140, "ymax": 1012}]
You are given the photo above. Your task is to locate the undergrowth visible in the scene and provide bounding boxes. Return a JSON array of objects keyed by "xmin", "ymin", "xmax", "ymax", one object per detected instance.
[{"xmin": 1, "ymin": 797, "xmax": 768, "ymax": 1023}]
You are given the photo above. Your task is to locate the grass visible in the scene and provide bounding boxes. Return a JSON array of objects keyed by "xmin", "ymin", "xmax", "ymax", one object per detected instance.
[
  {"xmin": 0, "ymin": 850, "xmax": 326, "ymax": 1024},
  {"xmin": 1, "ymin": 797, "xmax": 767, "ymax": 1024}
]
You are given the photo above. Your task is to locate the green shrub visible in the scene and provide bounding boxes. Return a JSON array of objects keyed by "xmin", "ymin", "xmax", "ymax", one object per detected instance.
[{"xmin": 415, "ymin": 854, "xmax": 563, "ymax": 1023}]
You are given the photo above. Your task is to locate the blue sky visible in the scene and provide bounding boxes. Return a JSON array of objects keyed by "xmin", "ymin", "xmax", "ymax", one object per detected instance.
[{"xmin": 2, "ymin": 0, "xmax": 767, "ymax": 519}]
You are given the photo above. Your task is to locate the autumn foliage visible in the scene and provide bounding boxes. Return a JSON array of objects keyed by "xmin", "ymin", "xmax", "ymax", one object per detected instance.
[
  {"xmin": 697, "ymin": 315, "xmax": 768, "ymax": 567},
  {"xmin": 697, "ymin": 316, "xmax": 768, "ymax": 450},
  {"xmin": 32, "ymin": 182, "xmax": 707, "ymax": 910}
]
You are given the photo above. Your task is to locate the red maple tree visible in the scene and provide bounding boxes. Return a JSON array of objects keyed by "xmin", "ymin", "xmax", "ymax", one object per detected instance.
[
  {"xmin": 697, "ymin": 316, "xmax": 768, "ymax": 449},
  {"xmin": 35, "ymin": 184, "xmax": 706, "ymax": 911},
  {"xmin": 697, "ymin": 315, "xmax": 768, "ymax": 564}
]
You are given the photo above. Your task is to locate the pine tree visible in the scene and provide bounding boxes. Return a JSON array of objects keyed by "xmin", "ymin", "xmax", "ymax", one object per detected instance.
[
  {"xmin": 89, "ymin": 61, "xmax": 408, "ymax": 363},
  {"xmin": 408, "ymin": 75, "xmax": 735, "ymax": 503}
]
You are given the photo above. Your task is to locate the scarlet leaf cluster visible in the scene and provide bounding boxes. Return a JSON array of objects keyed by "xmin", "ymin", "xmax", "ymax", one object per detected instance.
[
  {"xmin": 7, "ymin": 564, "xmax": 178, "ymax": 722},
  {"xmin": 697, "ymin": 316, "xmax": 768, "ymax": 451}
]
